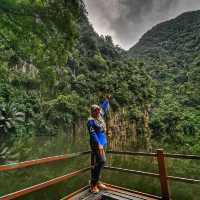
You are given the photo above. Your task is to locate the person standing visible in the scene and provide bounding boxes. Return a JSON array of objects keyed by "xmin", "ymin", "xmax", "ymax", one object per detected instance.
[{"xmin": 87, "ymin": 96, "xmax": 110, "ymax": 193}]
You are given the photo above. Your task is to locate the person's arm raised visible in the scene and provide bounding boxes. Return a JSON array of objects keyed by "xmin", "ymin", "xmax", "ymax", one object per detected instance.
[{"xmin": 100, "ymin": 95, "xmax": 111, "ymax": 116}]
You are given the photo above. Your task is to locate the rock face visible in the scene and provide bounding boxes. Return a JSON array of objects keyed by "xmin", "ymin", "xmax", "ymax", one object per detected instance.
[{"xmin": 107, "ymin": 108, "xmax": 152, "ymax": 151}]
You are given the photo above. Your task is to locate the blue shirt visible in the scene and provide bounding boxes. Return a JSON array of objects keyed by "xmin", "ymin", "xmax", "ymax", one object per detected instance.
[{"xmin": 87, "ymin": 99, "xmax": 109, "ymax": 146}]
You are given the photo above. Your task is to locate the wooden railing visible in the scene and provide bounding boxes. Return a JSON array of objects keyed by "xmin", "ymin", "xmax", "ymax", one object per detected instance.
[
  {"xmin": 0, "ymin": 151, "xmax": 91, "ymax": 200},
  {"xmin": 0, "ymin": 151, "xmax": 90, "ymax": 172},
  {"xmin": 106, "ymin": 149, "xmax": 200, "ymax": 200},
  {"xmin": 0, "ymin": 149, "xmax": 200, "ymax": 200}
]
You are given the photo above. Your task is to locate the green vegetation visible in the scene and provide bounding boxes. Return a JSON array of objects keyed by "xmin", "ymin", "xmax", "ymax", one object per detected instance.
[
  {"xmin": 0, "ymin": 0, "xmax": 154, "ymax": 151},
  {"xmin": 129, "ymin": 10, "xmax": 200, "ymax": 153},
  {"xmin": 0, "ymin": 1, "xmax": 200, "ymax": 199}
]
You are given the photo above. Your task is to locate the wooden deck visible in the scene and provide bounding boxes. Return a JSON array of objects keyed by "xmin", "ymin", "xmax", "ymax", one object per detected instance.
[
  {"xmin": 1, "ymin": 150, "xmax": 199, "ymax": 200},
  {"xmin": 61, "ymin": 183, "xmax": 161, "ymax": 200}
]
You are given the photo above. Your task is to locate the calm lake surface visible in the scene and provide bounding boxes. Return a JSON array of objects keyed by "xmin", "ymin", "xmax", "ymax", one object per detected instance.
[{"xmin": 0, "ymin": 130, "xmax": 199, "ymax": 200}]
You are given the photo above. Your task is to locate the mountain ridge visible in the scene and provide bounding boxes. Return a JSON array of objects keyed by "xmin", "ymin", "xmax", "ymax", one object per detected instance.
[
  {"xmin": 129, "ymin": 9, "xmax": 200, "ymax": 62},
  {"xmin": 128, "ymin": 9, "xmax": 200, "ymax": 143}
]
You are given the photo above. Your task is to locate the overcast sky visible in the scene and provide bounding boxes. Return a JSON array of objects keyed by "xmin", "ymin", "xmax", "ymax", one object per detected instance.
[{"xmin": 84, "ymin": 0, "xmax": 200, "ymax": 50}]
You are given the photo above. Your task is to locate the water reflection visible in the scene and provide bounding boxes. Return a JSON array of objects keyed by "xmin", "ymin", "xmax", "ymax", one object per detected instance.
[
  {"xmin": 0, "ymin": 121, "xmax": 143, "ymax": 165},
  {"xmin": 0, "ymin": 128, "xmax": 199, "ymax": 200}
]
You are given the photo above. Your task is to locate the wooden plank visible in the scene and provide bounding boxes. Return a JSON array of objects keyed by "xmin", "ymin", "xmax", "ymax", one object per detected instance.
[
  {"xmin": 60, "ymin": 186, "xmax": 90, "ymax": 200},
  {"xmin": 107, "ymin": 150, "xmax": 200, "ymax": 160},
  {"xmin": 0, "ymin": 151, "xmax": 90, "ymax": 172},
  {"xmin": 156, "ymin": 149, "xmax": 171, "ymax": 200},
  {"xmin": 0, "ymin": 167, "xmax": 90, "ymax": 200},
  {"xmin": 102, "ymin": 190, "xmax": 146, "ymax": 200},
  {"xmin": 165, "ymin": 153, "xmax": 200, "ymax": 160},
  {"xmin": 2, "ymin": 150, "xmax": 198, "ymax": 173},
  {"xmin": 106, "ymin": 151, "xmax": 156, "ymax": 157},
  {"xmin": 77, "ymin": 191, "xmax": 102, "ymax": 200},
  {"xmin": 104, "ymin": 166, "xmax": 159, "ymax": 178},
  {"xmin": 103, "ymin": 183, "xmax": 161, "ymax": 200},
  {"xmin": 103, "ymin": 193, "xmax": 138, "ymax": 200},
  {"xmin": 104, "ymin": 166, "xmax": 200, "ymax": 185},
  {"xmin": 167, "ymin": 175, "xmax": 200, "ymax": 184},
  {"xmin": 62, "ymin": 188, "xmax": 103, "ymax": 200},
  {"xmin": 62, "ymin": 183, "xmax": 161, "ymax": 200}
]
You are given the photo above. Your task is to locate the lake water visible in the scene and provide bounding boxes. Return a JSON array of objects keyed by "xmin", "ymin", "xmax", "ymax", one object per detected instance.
[{"xmin": 0, "ymin": 130, "xmax": 199, "ymax": 200}]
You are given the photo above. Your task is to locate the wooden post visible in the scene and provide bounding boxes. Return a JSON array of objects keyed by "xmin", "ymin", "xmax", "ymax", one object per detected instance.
[{"xmin": 156, "ymin": 149, "xmax": 171, "ymax": 200}]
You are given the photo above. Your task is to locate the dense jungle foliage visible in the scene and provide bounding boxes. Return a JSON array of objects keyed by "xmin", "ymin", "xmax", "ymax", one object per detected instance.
[
  {"xmin": 0, "ymin": 1, "xmax": 200, "ymax": 200},
  {"xmin": 0, "ymin": 0, "xmax": 154, "ymax": 149},
  {"xmin": 129, "ymin": 10, "xmax": 200, "ymax": 152},
  {"xmin": 1, "ymin": 0, "xmax": 200, "ymax": 154}
]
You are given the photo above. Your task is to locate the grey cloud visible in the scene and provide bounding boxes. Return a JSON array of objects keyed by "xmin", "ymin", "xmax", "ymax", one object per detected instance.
[{"xmin": 84, "ymin": 0, "xmax": 200, "ymax": 49}]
